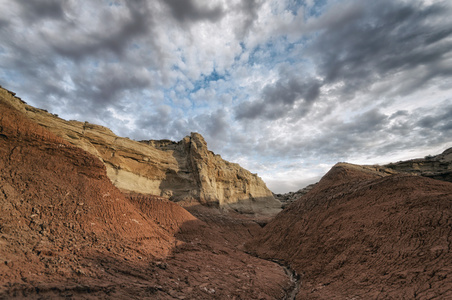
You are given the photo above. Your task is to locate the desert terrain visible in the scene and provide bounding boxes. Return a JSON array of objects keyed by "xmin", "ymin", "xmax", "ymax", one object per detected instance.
[{"xmin": 1, "ymin": 86, "xmax": 452, "ymax": 299}]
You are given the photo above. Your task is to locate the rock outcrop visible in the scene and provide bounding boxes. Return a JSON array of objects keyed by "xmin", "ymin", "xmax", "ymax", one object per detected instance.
[
  {"xmin": 384, "ymin": 147, "xmax": 452, "ymax": 182},
  {"xmin": 141, "ymin": 134, "xmax": 281, "ymax": 214},
  {"xmin": 0, "ymin": 86, "xmax": 281, "ymax": 215}
]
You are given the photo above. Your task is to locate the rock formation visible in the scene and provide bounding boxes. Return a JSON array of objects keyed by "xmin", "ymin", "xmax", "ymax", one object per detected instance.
[
  {"xmin": 246, "ymin": 162, "xmax": 452, "ymax": 299},
  {"xmin": 140, "ymin": 133, "xmax": 281, "ymax": 214},
  {"xmin": 0, "ymin": 86, "xmax": 291, "ymax": 299},
  {"xmin": 384, "ymin": 147, "xmax": 452, "ymax": 182},
  {"xmin": 0, "ymin": 86, "xmax": 280, "ymax": 215}
]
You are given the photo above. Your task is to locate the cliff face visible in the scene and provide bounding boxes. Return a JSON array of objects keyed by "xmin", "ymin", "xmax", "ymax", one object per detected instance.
[
  {"xmin": 142, "ymin": 133, "xmax": 281, "ymax": 214},
  {"xmin": 0, "ymin": 87, "xmax": 280, "ymax": 215},
  {"xmin": 384, "ymin": 148, "xmax": 452, "ymax": 182}
]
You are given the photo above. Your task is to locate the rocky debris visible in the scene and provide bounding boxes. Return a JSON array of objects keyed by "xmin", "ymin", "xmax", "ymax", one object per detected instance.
[
  {"xmin": 384, "ymin": 147, "xmax": 452, "ymax": 182},
  {"xmin": 0, "ymin": 87, "xmax": 291, "ymax": 299},
  {"xmin": 0, "ymin": 86, "xmax": 280, "ymax": 215},
  {"xmin": 246, "ymin": 162, "xmax": 452, "ymax": 299},
  {"xmin": 274, "ymin": 183, "xmax": 317, "ymax": 208}
]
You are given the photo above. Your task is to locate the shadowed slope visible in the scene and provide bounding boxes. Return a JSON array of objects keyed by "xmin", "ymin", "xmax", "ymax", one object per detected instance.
[{"xmin": 246, "ymin": 163, "xmax": 452, "ymax": 299}]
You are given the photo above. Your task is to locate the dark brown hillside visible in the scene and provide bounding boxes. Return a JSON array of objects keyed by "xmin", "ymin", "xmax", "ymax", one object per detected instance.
[{"xmin": 246, "ymin": 163, "xmax": 452, "ymax": 299}]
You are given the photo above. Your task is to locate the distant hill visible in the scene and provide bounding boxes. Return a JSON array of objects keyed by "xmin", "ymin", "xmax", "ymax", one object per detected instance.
[{"xmin": 275, "ymin": 147, "xmax": 452, "ymax": 207}]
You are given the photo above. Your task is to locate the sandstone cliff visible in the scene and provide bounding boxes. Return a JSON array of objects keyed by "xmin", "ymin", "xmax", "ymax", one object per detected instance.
[{"xmin": 0, "ymin": 87, "xmax": 281, "ymax": 215}]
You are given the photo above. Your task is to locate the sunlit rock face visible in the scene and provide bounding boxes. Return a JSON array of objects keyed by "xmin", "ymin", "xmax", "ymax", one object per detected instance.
[{"xmin": 3, "ymin": 86, "xmax": 280, "ymax": 215}]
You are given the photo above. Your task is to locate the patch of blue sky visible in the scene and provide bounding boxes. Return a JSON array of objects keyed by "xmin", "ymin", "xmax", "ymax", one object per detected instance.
[
  {"xmin": 160, "ymin": 81, "xmax": 197, "ymax": 112},
  {"xmin": 286, "ymin": 0, "xmax": 307, "ymax": 15},
  {"xmin": 233, "ymin": 43, "xmax": 247, "ymax": 63},
  {"xmin": 86, "ymin": 58, "xmax": 100, "ymax": 69},
  {"xmin": 306, "ymin": 0, "xmax": 329, "ymax": 18},
  {"xmin": 130, "ymin": 43, "xmax": 140, "ymax": 50},
  {"xmin": 247, "ymin": 37, "xmax": 303, "ymax": 68},
  {"xmin": 106, "ymin": 1, "xmax": 121, "ymax": 7},
  {"xmin": 0, "ymin": 69, "xmax": 25, "ymax": 87},
  {"xmin": 189, "ymin": 68, "xmax": 227, "ymax": 94}
]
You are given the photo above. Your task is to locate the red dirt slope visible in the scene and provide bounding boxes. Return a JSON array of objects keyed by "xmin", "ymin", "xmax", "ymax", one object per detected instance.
[
  {"xmin": 0, "ymin": 90, "xmax": 291, "ymax": 299},
  {"xmin": 0, "ymin": 88, "xmax": 178, "ymax": 292},
  {"xmin": 246, "ymin": 163, "xmax": 452, "ymax": 299}
]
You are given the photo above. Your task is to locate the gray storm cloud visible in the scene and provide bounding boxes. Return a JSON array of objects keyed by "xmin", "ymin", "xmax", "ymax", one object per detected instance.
[{"xmin": 0, "ymin": 0, "xmax": 451, "ymax": 193}]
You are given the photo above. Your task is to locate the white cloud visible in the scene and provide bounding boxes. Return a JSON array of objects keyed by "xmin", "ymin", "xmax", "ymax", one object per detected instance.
[{"xmin": 1, "ymin": 0, "xmax": 452, "ymax": 193}]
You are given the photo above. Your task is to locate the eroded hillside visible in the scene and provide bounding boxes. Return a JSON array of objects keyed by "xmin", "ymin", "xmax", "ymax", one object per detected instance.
[
  {"xmin": 0, "ymin": 88, "xmax": 292, "ymax": 299},
  {"xmin": 246, "ymin": 163, "xmax": 452, "ymax": 299}
]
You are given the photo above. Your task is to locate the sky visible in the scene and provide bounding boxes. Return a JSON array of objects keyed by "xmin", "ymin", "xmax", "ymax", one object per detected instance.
[{"xmin": 1, "ymin": 0, "xmax": 451, "ymax": 193}]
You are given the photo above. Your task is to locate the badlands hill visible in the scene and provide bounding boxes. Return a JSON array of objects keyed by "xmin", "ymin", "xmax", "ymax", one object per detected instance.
[
  {"xmin": 246, "ymin": 162, "xmax": 452, "ymax": 299},
  {"xmin": 0, "ymin": 87, "xmax": 292, "ymax": 298},
  {"xmin": 275, "ymin": 148, "xmax": 452, "ymax": 207},
  {"xmin": 0, "ymin": 86, "xmax": 280, "ymax": 215}
]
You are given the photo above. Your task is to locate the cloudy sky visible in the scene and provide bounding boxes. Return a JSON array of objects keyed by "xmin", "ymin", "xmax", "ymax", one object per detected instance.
[{"xmin": 1, "ymin": 0, "xmax": 451, "ymax": 193}]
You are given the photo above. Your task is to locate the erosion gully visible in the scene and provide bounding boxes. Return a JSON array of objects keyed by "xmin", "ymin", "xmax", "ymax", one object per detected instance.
[
  {"xmin": 275, "ymin": 259, "xmax": 301, "ymax": 300},
  {"xmin": 245, "ymin": 251, "xmax": 301, "ymax": 299}
]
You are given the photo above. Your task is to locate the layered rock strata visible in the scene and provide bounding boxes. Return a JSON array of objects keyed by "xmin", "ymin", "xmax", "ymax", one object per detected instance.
[{"xmin": 0, "ymin": 87, "xmax": 281, "ymax": 215}]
